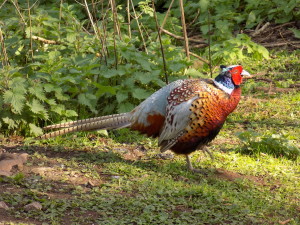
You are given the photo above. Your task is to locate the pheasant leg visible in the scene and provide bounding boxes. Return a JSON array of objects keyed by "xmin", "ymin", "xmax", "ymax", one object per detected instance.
[{"xmin": 185, "ymin": 155, "xmax": 206, "ymax": 174}]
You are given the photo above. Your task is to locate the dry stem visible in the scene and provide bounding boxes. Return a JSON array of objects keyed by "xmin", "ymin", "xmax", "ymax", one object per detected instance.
[
  {"xmin": 179, "ymin": 0, "xmax": 189, "ymax": 60},
  {"xmin": 160, "ymin": 28, "xmax": 207, "ymax": 45},
  {"xmin": 152, "ymin": 0, "xmax": 168, "ymax": 84},
  {"xmin": 130, "ymin": 0, "xmax": 148, "ymax": 54},
  {"xmin": 0, "ymin": 28, "xmax": 9, "ymax": 66}
]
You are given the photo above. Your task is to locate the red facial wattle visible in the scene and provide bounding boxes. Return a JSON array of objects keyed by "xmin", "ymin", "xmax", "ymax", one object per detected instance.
[{"xmin": 230, "ymin": 65, "xmax": 243, "ymax": 85}]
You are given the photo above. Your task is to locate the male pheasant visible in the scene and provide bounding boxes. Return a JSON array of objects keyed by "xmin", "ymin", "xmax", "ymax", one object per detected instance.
[{"xmin": 41, "ymin": 65, "xmax": 250, "ymax": 172}]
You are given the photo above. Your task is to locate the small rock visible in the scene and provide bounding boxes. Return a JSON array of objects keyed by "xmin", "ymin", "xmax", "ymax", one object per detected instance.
[
  {"xmin": 0, "ymin": 201, "xmax": 9, "ymax": 210},
  {"xmin": 24, "ymin": 201, "xmax": 42, "ymax": 211},
  {"xmin": 0, "ymin": 153, "xmax": 29, "ymax": 176}
]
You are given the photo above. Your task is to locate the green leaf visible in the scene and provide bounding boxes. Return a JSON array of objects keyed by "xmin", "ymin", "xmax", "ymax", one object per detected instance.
[
  {"xmin": 51, "ymin": 104, "xmax": 65, "ymax": 115},
  {"xmin": 118, "ymin": 102, "xmax": 134, "ymax": 113},
  {"xmin": 27, "ymin": 99, "xmax": 49, "ymax": 119},
  {"xmin": 2, "ymin": 117, "xmax": 18, "ymax": 129},
  {"xmin": 134, "ymin": 71, "xmax": 152, "ymax": 84},
  {"xmin": 93, "ymin": 83, "xmax": 117, "ymax": 96},
  {"xmin": 29, "ymin": 123, "xmax": 43, "ymax": 136},
  {"xmin": 199, "ymin": 0, "xmax": 209, "ymax": 11},
  {"xmin": 247, "ymin": 11, "xmax": 256, "ymax": 26},
  {"xmin": 134, "ymin": 56, "xmax": 152, "ymax": 71},
  {"xmin": 66, "ymin": 32, "xmax": 77, "ymax": 43},
  {"xmin": 215, "ymin": 20, "xmax": 230, "ymax": 34},
  {"xmin": 29, "ymin": 86, "xmax": 47, "ymax": 101},
  {"xmin": 46, "ymin": 99, "xmax": 57, "ymax": 106},
  {"xmin": 65, "ymin": 110, "xmax": 78, "ymax": 117},
  {"xmin": 132, "ymin": 88, "xmax": 151, "ymax": 100},
  {"xmin": 290, "ymin": 28, "xmax": 300, "ymax": 38},
  {"xmin": 3, "ymin": 90, "xmax": 26, "ymax": 114},
  {"xmin": 78, "ymin": 93, "xmax": 97, "ymax": 113},
  {"xmin": 102, "ymin": 69, "xmax": 119, "ymax": 78},
  {"xmin": 200, "ymin": 25, "xmax": 209, "ymax": 35},
  {"xmin": 48, "ymin": 51, "xmax": 61, "ymax": 61},
  {"xmin": 44, "ymin": 84, "xmax": 55, "ymax": 92},
  {"xmin": 169, "ymin": 62, "xmax": 186, "ymax": 72},
  {"xmin": 96, "ymin": 129, "xmax": 109, "ymax": 136},
  {"xmin": 257, "ymin": 46, "xmax": 270, "ymax": 59},
  {"xmin": 116, "ymin": 91, "xmax": 128, "ymax": 103},
  {"xmin": 54, "ymin": 88, "xmax": 69, "ymax": 101}
]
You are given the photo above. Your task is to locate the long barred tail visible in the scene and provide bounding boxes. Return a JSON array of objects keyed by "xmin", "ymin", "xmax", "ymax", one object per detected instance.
[{"xmin": 40, "ymin": 113, "xmax": 132, "ymax": 139}]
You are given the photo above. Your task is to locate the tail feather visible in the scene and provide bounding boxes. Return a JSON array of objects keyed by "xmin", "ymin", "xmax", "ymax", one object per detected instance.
[
  {"xmin": 40, "ymin": 113, "xmax": 131, "ymax": 139},
  {"xmin": 43, "ymin": 113, "xmax": 129, "ymax": 130}
]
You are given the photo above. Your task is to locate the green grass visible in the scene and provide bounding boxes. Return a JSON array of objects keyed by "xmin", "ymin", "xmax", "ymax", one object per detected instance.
[{"xmin": 0, "ymin": 51, "xmax": 300, "ymax": 224}]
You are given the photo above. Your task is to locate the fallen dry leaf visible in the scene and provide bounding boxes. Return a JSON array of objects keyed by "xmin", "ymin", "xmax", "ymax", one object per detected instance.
[{"xmin": 279, "ymin": 219, "xmax": 292, "ymax": 224}]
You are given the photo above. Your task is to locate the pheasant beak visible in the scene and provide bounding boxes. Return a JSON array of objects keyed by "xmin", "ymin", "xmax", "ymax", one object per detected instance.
[{"xmin": 241, "ymin": 69, "xmax": 251, "ymax": 77}]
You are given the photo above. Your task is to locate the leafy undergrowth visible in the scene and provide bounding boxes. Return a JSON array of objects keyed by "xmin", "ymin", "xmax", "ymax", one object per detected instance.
[{"xmin": 0, "ymin": 89, "xmax": 299, "ymax": 225}]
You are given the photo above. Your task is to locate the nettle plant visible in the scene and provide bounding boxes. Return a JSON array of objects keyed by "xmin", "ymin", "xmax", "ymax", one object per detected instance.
[
  {"xmin": 1, "ymin": 0, "xmax": 298, "ymax": 136},
  {"xmin": 237, "ymin": 131, "xmax": 300, "ymax": 160},
  {"xmin": 0, "ymin": 2, "xmax": 189, "ymax": 136}
]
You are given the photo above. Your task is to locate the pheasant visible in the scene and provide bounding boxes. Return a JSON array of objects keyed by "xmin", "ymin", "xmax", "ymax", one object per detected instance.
[{"xmin": 41, "ymin": 65, "xmax": 250, "ymax": 172}]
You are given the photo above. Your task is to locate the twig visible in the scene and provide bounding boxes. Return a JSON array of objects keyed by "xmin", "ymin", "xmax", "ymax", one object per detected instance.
[
  {"xmin": 207, "ymin": 10, "xmax": 212, "ymax": 77},
  {"xmin": 179, "ymin": 0, "xmax": 189, "ymax": 60},
  {"xmin": 0, "ymin": 0, "xmax": 8, "ymax": 10},
  {"xmin": 108, "ymin": 0, "xmax": 118, "ymax": 69},
  {"xmin": 84, "ymin": 0, "xmax": 99, "ymax": 39},
  {"xmin": 152, "ymin": 0, "xmax": 168, "ymax": 84},
  {"xmin": 190, "ymin": 43, "xmax": 209, "ymax": 48},
  {"xmin": 58, "ymin": 0, "xmax": 63, "ymax": 31},
  {"xmin": 130, "ymin": 0, "xmax": 148, "ymax": 54},
  {"xmin": 31, "ymin": 35, "xmax": 60, "ymax": 44},
  {"xmin": 254, "ymin": 86, "xmax": 299, "ymax": 94},
  {"xmin": 186, "ymin": 9, "xmax": 200, "ymax": 28},
  {"xmin": 93, "ymin": 0, "xmax": 108, "ymax": 64},
  {"xmin": 100, "ymin": 1, "xmax": 109, "ymax": 63},
  {"xmin": 160, "ymin": 28, "xmax": 207, "ymax": 45},
  {"xmin": 261, "ymin": 41, "xmax": 300, "ymax": 47},
  {"xmin": 127, "ymin": 0, "xmax": 131, "ymax": 38},
  {"xmin": 0, "ymin": 28, "xmax": 9, "ymax": 66},
  {"xmin": 189, "ymin": 51, "xmax": 209, "ymax": 65},
  {"xmin": 84, "ymin": 0, "xmax": 108, "ymax": 60},
  {"xmin": 156, "ymin": 0, "xmax": 175, "ymax": 41},
  {"xmin": 110, "ymin": 0, "xmax": 122, "ymax": 40},
  {"xmin": 11, "ymin": 0, "xmax": 26, "ymax": 24},
  {"xmin": 251, "ymin": 22, "xmax": 270, "ymax": 37},
  {"xmin": 273, "ymin": 21, "xmax": 295, "ymax": 29},
  {"xmin": 27, "ymin": 0, "xmax": 34, "ymax": 61}
]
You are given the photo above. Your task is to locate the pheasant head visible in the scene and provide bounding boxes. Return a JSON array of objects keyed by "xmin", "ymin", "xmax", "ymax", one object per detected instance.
[{"xmin": 214, "ymin": 65, "xmax": 250, "ymax": 94}]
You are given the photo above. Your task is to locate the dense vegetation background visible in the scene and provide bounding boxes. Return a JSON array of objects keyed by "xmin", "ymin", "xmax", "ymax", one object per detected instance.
[{"xmin": 0, "ymin": 0, "xmax": 299, "ymax": 136}]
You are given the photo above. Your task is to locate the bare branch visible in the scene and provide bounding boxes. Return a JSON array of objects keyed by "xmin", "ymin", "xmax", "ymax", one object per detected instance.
[
  {"xmin": 179, "ymin": 0, "xmax": 189, "ymax": 60},
  {"xmin": 156, "ymin": 0, "xmax": 174, "ymax": 41},
  {"xmin": 130, "ymin": 0, "xmax": 148, "ymax": 54},
  {"xmin": 160, "ymin": 28, "xmax": 207, "ymax": 45},
  {"xmin": 31, "ymin": 35, "xmax": 61, "ymax": 44},
  {"xmin": 189, "ymin": 52, "xmax": 209, "ymax": 65},
  {"xmin": 127, "ymin": 0, "xmax": 131, "ymax": 38},
  {"xmin": 0, "ymin": 28, "xmax": 9, "ymax": 66},
  {"xmin": 152, "ymin": 0, "xmax": 168, "ymax": 84},
  {"xmin": 251, "ymin": 22, "xmax": 270, "ymax": 37}
]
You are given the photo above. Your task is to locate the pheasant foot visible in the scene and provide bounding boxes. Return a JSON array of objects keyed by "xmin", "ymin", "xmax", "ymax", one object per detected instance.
[{"xmin": 203, "ymin": 146, "xmax": 214, "ymax": 161}]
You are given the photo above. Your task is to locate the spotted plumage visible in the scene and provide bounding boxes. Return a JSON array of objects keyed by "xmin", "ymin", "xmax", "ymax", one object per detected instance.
[{"xmin": 41, "ymin": 65, "xmax": 250, "ymax": 173}]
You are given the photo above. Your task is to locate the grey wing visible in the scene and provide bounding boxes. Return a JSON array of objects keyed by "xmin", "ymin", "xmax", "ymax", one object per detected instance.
[
  {"xmin": 130, "ymin": 80, "xmax": 185, "ymax": 126},
  {"xmin": 158, "ymin": 96, "xmax": 198, "ymax": 152}
]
